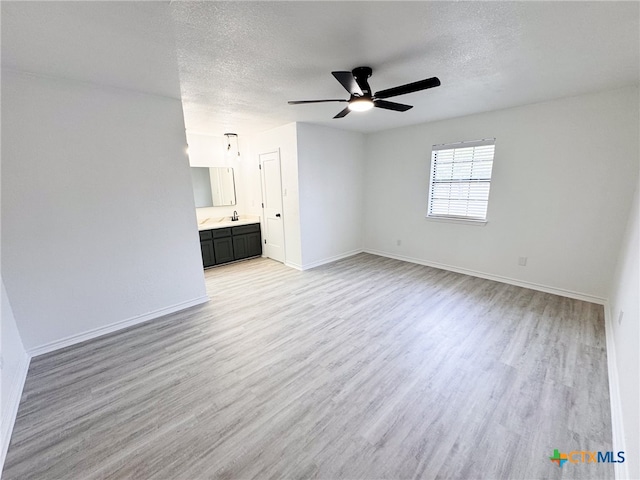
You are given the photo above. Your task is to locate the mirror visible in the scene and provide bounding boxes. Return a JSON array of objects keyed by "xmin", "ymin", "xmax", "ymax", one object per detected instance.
[
  {"xmin": 191, "ymin": 167, "xmax": 213, "ymax": 207},
  {"xmin": 190, "ymin": 167, "xmax": 236, "ymax": 207}
]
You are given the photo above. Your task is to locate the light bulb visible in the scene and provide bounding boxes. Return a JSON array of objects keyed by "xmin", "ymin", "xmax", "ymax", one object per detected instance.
[{"xmin": 348, "ymin": 98, "xmax": 374, "ymax": 112}]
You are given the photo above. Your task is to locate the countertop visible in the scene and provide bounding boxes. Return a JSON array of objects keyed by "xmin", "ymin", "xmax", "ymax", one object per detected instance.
[{"xmin": 197, "ymin": 214, "xmax": 260, "ymax": 231}]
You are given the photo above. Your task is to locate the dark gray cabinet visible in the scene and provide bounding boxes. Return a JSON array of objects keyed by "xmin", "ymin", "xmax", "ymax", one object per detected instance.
[
  {"xmin": 213, "ymin": 236, "xmax": 234, "ymax": 264},
  {"xmin": 199, "ymin": 223, "xmax": 262, "ymax": 268},
  {"xmin": 231, "ymin": 224, "xmax": 262, "ymax": 260},
  {"xmin": 199, "ymin": 230, "xmax": 215, "ymax": 267}
]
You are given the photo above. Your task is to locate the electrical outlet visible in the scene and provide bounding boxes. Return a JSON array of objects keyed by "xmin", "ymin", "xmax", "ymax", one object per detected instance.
[
  {"xmin": 618, "ymin": 310, "xmax": 624, "ymax": 325},
  {"xmin": 396, "ymin": 239, "xmax": 402, "ymax": 246},
  {"xmin": 518, "ymin": 256, "xmax": 527, "ymax": 266}
]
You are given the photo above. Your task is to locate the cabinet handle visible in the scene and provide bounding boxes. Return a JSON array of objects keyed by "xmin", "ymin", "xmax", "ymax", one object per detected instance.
[{"xmin": 275, "ymin": 213, "xmax": 281, "ymax": 218}]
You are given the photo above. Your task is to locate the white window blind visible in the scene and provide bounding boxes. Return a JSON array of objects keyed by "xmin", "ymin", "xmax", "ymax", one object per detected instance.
[{"xmin": 427, "ymin": 139, "xmax": 495, "ymax": 221}]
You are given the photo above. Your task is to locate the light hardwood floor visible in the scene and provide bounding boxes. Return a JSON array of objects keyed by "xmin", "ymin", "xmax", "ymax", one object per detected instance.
[{"xmin": 3, "ymin": 253, "xmax": 613, "ymax": 479}]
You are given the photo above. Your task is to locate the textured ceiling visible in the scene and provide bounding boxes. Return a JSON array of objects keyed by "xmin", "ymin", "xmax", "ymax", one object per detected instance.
[
  {"xmin": 2, "ymin": 2, "xmax": 639, "ymax": 137},
  {"xmin": 172, "ymin": 1, "xmax": 639, "ymax": 135}
]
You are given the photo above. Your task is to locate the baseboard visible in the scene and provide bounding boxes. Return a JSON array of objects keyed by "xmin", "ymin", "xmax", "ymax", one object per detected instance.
[
  {"xmin": 27, "ymin": 295, "xmax": 210, "ymax": 357},
  {"xmin": 1, "ymin": 353, "xmax": 31, "ymax": 470},
  {"xmin": 603, "ymin": 302, "xmax": 629, "ymax": 480},
  {"xmin": 284, "ymin": 261, "xmax": 303, "ymax": 271},
  {"xmin": 363, "ymin": 249, "xmax": 607, "ymax": 305},
  {"xmin": 300, "ymin": 249, "xmax": 364, "ymax": 271}
]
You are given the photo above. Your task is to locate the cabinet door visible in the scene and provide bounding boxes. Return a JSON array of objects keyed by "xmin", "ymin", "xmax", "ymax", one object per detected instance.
[
  {"xmin": 233, "ymin": 232, "xmax": 262, "ymax": 260},
  {"xmin": 232, "ymin": 235, "xmax": 249, "ymax": 260},
  {"xmin": 245, "ymin": 231, "xmax": 262, "ymax": 257},
  {"xmin": 200, "ymin": 240, "xmax": 215, "ymax": 268},
  {"xmin": 213, "ymin": 237, "xmax": 234, "ymax": 264}
]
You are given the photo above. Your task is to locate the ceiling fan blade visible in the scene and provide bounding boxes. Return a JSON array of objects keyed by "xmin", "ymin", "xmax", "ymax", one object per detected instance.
[
  {"xmin": 288, "ymin": 99, "xmax": 347, "ymax": 104},
  {"xmin": 374, "ymin": 100, "xmax": 413, "ymax": 112},
  {"xmin": 333, "ymin": 106, "xmax": 351, "ymax": 119},
  {"xmin": 374, "ymin": 77, "xmax": 441, "ymax": 100},
  {"xmin": 332, "ymin": 71, "xmax": 363, "ymax": 96}
]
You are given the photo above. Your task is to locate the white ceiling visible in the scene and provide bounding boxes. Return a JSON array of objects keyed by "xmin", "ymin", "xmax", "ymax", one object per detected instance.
[
  {"xmin": 1, "ymin": 2, "xmax": 182, "ymax": 99},
  {"xmin": 2, "ymin": 1, "xmax": 639, "ymax": 136}
]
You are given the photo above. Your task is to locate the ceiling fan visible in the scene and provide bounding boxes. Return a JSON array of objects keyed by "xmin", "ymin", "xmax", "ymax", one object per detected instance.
[{"xmin": 288, "ymin": 66, "xmax": 440, "ymax": 119}]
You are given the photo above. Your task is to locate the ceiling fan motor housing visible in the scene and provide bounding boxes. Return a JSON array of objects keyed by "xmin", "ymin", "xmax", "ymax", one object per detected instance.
[{"xmin": 352, "ymin": 66, "xmax": 373, "ymax": 97}]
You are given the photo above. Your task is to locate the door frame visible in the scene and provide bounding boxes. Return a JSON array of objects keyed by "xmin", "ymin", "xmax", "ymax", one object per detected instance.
[{"xmin": 259, "ymin": 149, "xmax": 286, "ymax": 263}]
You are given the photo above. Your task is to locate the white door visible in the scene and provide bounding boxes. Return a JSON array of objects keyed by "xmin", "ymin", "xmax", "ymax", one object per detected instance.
[{"xmin": 260, "ymin": 151, "xmax": 285, "ymax": 263}]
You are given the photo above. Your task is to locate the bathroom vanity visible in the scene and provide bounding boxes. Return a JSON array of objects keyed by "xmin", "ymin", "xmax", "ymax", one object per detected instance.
[{"xmin": 198, "ymin": 216, "xmax": 262, "ymax": 268}]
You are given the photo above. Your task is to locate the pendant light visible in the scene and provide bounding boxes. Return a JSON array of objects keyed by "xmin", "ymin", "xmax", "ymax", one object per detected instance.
[{"xmin": 224, "ymin": 133, "xmax": 240, "ymax": 160}]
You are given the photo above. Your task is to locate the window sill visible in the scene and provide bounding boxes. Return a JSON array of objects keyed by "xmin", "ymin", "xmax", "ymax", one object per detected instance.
[{"xmin": 425, "ymin": 216, "xmax": 488, "ymax": 226}]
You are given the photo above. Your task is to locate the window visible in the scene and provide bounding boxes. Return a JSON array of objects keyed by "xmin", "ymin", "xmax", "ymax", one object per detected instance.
[{"xmin": 427, "ymin": 138, "xmax": 496, "ymax": 222}]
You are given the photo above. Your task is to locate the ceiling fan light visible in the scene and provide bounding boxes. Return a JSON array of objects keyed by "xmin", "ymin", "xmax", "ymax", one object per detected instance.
[{"xmin": 348, "ymin": 98, "xmax": 374, "ymax": 112}]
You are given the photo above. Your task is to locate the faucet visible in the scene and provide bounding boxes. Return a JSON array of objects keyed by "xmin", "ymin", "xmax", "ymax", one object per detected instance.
[{"xmin": 231, "ymin": 210, "xmax": 239, "ymax": 221}]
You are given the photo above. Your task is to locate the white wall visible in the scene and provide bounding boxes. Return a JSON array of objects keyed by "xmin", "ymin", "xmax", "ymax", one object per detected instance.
[
  {"xmin": 297, "ymin": 123, "xmax": 365, "ymax": 268},
  {"xmin": 608, "ymin": 178, "xmax": 639, "ymax": 480},
  {"xmin": 250, "ymin": 123, "xmax": 302, "ymax": 268},
  {"xmin": 1, "ymin": 70, "xmax": 207, "ymax": 352},
  {"xmin": 186, "ymin": 133, "xmax": 248, "ymax": 222},
  {"xmin": 363, "ymin": 87, "xmax": 639, "ymax": 301},
  {"xmin": 1, "ymin": 278, "xmax": 30, "ymax": 468}
]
